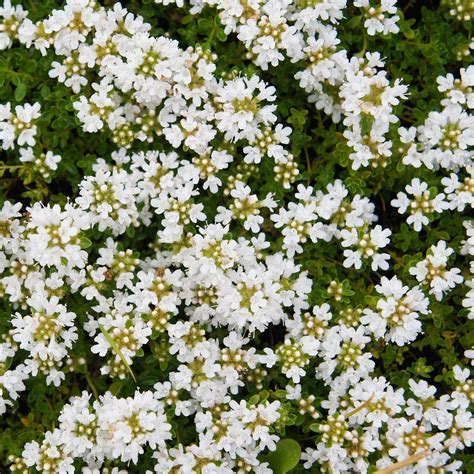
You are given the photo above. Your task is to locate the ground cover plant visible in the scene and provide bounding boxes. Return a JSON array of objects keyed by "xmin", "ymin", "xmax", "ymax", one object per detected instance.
[{"xmin": 0, "ymin": 0, "xmax": 473, "ymax": 472}]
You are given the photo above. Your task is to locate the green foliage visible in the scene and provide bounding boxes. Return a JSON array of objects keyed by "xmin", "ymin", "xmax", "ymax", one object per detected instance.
[{"xmin": 264, "ymin": 439, "xmax": 302, "ymax": 474}]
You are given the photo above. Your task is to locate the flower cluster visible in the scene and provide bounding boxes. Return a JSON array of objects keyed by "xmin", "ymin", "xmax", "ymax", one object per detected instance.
[
  {"xmin": 157, "ymin": 0, "xmax": 408, "ymax": 173},
  {"xmin": 0, "ymin": 0, "xmax": 473, "ymax": 473}
]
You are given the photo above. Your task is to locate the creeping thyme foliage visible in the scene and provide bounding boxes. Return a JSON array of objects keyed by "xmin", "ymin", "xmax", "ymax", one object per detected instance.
[{"xmin": 0, "ymin": 0, "xmax": 473, "ymax": 472}]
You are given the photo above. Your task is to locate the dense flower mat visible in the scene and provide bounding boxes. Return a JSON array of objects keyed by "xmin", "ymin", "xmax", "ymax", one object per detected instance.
[{"xmin": 0, "ymin": 0, "xmax": 473, "ymax": 472}]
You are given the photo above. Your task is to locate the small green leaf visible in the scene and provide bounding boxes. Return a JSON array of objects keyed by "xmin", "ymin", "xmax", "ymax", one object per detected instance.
[
  {"xmin": 40, "ymin": 84, "xmax": 51, "ymax": 99},
  {"xmin": 265, "ymin": 439, "xmax": 301, "ymax": 474},
  {"xmin": 24, "ymin": 59, "xmax": 37, "ymax": 73},
  {"xmin": 287, "ymin": 108, "xmax": 308, "ymax": 128},
  {"xmin": 197, "ymin": 18, "xmax": 212, "ymax": 34},
  {"xmin": 400, "ymin": 20, "xmax": 415, "ymax": 40},
  {"xmin": 109, "ymin": 380, "xmax": 124, "ymax": 396},
  {"xmin": 11, "ymin": 74, "xmax": 21, "ymax": 86},
  {"xmin": 217, "ymin": 29, "xmax": 227, "ymax": 42},
  {"xmin": 80, "ymin": 236, "xmax": 92, "ymax": 249},
  {"xmin": 15, "ymin": 83, "xmax": 27, "ymax": 102},
  {"xmin": 347, "ymin": 15, "xmax": 362, "ymax": 28},
  {"xmin": 248, "ymin": 394, "xmax": 260, "ymax": 405},
  {"xmin": 360, "ymin": 115, "xmax": 373, "ymax": 135},
  {"xmin": 396, "ymin": 160, "xmax": 405, "ymax": 173},
  {"xmin": 98, "ymin": 323, "xmax": 137, "ymax": 382}
]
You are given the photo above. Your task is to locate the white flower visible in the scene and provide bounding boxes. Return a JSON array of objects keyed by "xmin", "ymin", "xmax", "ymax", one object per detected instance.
[
  {"xmin": 362, "ymin": 275, "xmax": 429, "ymax": 345},
  {"xmin": 0, "ymin": 102, "xmax": 41, "ymax": 149},
  {"xmin": 409, "ymin": 241, "xmax": 464, "ymax": 301},
  {"xmin": 341, "ymin": 225, "xmax": 391, "ymax": 271},
  {"xmin": 0, "ymin": 0, "xmax": 27, "ymax": 50},
  {"xmin": 11, "ymin": 295, "xmax": 77, "ymax": 362},
  {"xmin": 391, "ymin": 178, "xmax": 448, "ymax": 231}
]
